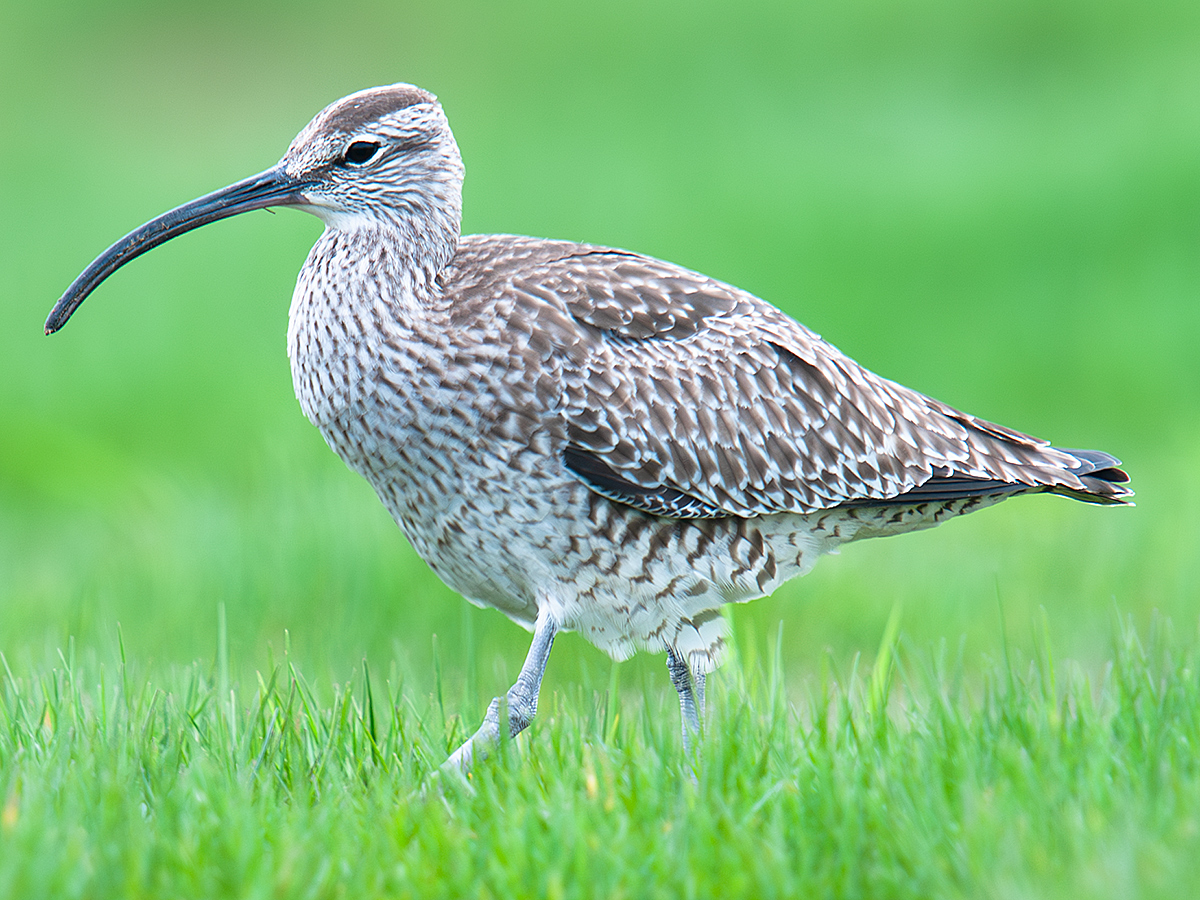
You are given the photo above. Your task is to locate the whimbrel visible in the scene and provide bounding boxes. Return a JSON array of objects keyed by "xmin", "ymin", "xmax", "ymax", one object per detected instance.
[{"xmin": 48, "ymin": 84, "xmax": 1130, "ymax": 771}]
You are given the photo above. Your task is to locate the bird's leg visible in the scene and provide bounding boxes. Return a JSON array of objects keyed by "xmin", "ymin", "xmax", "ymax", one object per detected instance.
[
  {"xmin": 440, "ymin": 609, "xmax": 558, "ymax": 776},
  {"xmin": 666, "ymin": 646, "xmax": 704, "ymax": 754}
]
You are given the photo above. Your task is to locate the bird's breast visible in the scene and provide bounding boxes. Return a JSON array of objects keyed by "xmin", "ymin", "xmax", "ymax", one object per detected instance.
[
  {"xmin": 286, "ymin": 231, "xmax": 419, "ymax": 428},
  {"xmin": 287, "ymin": 286, "xmax": 374, "ymax": 429}
]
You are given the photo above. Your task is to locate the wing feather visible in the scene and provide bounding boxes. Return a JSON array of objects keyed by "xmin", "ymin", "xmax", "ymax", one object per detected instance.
[{"xmin": 444, "ymin": 236, "xmax": 1131, "ymax": 516}]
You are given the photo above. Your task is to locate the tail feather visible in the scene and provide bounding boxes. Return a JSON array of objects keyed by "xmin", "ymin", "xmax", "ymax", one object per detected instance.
[
  {"xmin": 1054, "ymin": 448, "xmax": 1132, "ymax": 505},
  {"xmin": 857, "ymin": 447, "xmax": 1133, "ymax": 508}
]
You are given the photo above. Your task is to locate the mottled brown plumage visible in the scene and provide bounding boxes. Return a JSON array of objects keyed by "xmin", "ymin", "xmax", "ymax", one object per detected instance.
[{"xmin": 48, "ymin": 84, "xmax": 1130, "ymax": 771}]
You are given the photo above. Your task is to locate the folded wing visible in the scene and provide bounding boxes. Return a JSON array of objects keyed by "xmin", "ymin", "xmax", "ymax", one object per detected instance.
[{"xmin": 542, "ymin": 248, "xmax": 1130, "ymax": 517}]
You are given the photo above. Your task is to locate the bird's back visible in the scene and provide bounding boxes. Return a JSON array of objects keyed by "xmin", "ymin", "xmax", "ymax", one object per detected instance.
[{"xmin": 442, "ymin": 233, "xmax": 1129, "ymax": 513}]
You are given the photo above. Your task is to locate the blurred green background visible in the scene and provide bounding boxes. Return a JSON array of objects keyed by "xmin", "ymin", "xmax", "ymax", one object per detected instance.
[{"xmin": 1, "ymin": 0, "xmax": 1198, "ymax": 700}]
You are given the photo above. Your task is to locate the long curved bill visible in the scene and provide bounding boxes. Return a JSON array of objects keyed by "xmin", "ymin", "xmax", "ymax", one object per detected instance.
[{"xmin": 45, "ymin": 165, "xmax": 308, "ymax": 334}]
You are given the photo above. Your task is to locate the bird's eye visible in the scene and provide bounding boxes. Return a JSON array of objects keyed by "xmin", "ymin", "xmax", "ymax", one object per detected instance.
[{"xmin": 343, "ymin": 141, "xmax": 381, "ymax": 165}]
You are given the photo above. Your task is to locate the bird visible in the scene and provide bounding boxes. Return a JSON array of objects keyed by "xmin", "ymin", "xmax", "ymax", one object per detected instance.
[{"xmin": 47, "ymin": 83, "xmax": 1131, "ymax": 772}]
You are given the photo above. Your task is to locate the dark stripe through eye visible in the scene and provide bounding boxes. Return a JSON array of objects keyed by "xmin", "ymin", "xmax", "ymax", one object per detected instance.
[{"xmin": 344, "ymin": 141, "xmax": 381, "ymax": 164}]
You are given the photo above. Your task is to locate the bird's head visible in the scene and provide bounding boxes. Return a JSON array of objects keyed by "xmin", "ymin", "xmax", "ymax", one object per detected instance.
[
  {"xmin": 46, "ymin": 84, "xmax": 463, "ymax": 334},
  {"xmin": 284, "ymin": 84, "xmax": 463, "ymax": 232}
]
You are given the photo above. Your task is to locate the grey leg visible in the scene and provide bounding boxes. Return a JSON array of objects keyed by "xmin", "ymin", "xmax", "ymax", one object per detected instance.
[
  {"xmin": 440, "ymin": 609, "xmax": 558, "ymax": 775},
  {"xmin": 666, "ymin": 646, "xmax": 704, "ymax": 753}
]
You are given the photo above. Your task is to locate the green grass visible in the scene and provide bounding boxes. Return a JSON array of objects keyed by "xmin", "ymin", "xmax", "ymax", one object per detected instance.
[
  {"xmin": 3, "ymin": 615, "xmax": 1200, "ymax": 898},
  {"xmin": 3, "ymin": 0, "xmax": 1200, "ymax": 896}
]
